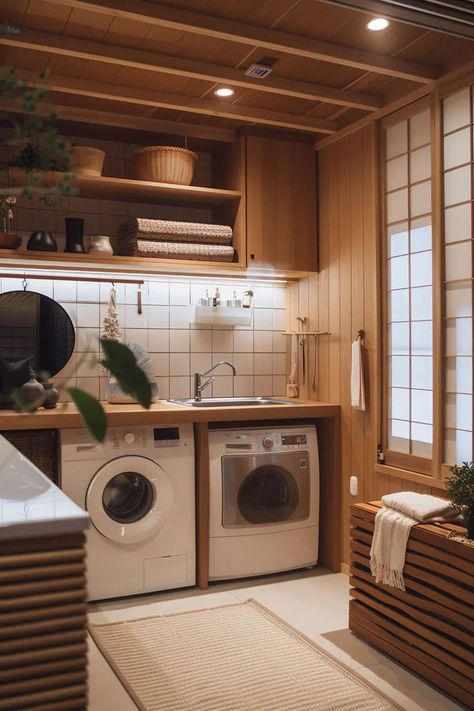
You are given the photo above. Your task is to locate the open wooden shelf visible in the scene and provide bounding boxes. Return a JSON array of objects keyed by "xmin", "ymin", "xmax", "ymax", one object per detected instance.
[
  {"xmin": 10, "ymin": 169, "xmax": 241, "ymax": 207},
  {"xmin": 0, "ymin": 249, "xmax": 306, "ymax": 280}
]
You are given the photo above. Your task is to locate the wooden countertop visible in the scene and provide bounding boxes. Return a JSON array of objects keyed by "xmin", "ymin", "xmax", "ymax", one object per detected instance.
[{"xmin": 0, "ymin": 399, "xmax": 340, "ymax": 430}]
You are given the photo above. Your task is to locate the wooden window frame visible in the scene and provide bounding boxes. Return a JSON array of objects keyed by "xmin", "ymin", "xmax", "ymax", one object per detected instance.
[
  {"xmin": 379, "ymin": 96, "xmax": 438, "ymax": 478},
  {"xmin": 378, "ymin": 72, "xmax": 474, "ymax": 483}
]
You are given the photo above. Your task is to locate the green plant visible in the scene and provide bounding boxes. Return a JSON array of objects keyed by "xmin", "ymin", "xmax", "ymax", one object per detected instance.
[
  {"xmin": 0, "ymin": 66, "xmax": 75, "ymax": 214},
  {"xmin": 446, "ymin": 461, "xmax": 474, "ymax": 536},
  {"xmin": 1, "ymin": 68, "xmax": 152, "ymax": 441}
]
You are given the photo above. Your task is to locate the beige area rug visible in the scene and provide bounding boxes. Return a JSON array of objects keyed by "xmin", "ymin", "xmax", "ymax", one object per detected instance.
[{"xmin": 89, "ymin": 600, "xmax": 398, "ymax": 711}]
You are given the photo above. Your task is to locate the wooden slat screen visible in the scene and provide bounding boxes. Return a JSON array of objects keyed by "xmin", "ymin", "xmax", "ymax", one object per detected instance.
[
  {"xmin": 0, "ymin": 533, "xmax": 88, "ymax": 710},
  {"xmin": 349, "ymin": 502, "xmax": 474, "ymax": 708}
]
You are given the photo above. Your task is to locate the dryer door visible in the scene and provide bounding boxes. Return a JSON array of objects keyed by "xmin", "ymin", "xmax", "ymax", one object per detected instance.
[
  {"xmin": 222, "ymin": 451, "xmax": 310, "ymax": 528},
  {"xmin": 86, "ymin": 455, "xmax": 173, "ymax": 543}
]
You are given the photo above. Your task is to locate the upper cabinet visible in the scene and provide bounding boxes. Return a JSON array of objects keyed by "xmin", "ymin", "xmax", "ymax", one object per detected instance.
[{"xmin": 245, "ymin": 135, "xmax": 318, "ymax": 272}]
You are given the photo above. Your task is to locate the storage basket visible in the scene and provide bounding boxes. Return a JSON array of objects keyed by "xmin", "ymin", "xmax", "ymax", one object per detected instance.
[
  {"xmin": 132, "ymin": 146, "xmax": 197, "ymax": 185},
  {"xmin": 71, "ymin": 146, "xmax": 105, "ymax": 176},
  {"xmin": 1, "ymin": 429, "xmax": 58, "ymax": 482}
]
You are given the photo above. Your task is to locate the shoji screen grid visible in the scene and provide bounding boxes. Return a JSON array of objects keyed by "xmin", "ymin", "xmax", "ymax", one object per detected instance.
[
  {"xmin": 442, "ymin": 85, "xmax": 473, "ymax": 465},
  {"xmin": 384, "ymin": 106, "xmax": 433, "ymax": 462}
]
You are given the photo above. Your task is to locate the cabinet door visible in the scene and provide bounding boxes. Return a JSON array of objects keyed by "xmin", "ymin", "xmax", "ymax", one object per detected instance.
[{"xmin": 246, "ymin": 136, "xmax": 318, "ymax": 271}]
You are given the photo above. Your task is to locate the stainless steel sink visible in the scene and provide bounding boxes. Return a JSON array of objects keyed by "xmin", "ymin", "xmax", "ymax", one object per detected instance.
[{"xmin": 168, "ymin": 397, "xmax": 295, "ymax": 408}]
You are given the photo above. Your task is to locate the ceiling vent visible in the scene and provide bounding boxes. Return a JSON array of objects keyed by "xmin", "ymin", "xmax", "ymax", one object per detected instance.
[{"xmin": 245, "ymin": 63, "xmax": 273, "ymax": 79}]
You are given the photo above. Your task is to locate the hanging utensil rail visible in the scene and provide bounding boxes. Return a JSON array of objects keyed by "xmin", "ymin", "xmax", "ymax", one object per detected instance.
[{"xmin": 0, "ymin": 273, "xmax": 144, "ymax": 285}]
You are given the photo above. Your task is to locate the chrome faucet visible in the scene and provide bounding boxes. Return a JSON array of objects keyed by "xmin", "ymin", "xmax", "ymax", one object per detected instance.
[{"xmin": 193, "ymin": 361, "xmax": 237, "ymax": 401}]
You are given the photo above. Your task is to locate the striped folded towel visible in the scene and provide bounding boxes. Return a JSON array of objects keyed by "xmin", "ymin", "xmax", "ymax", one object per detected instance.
[
  {"xmin": 120, "ymin": 217, "xmax": 233, "ymax": 246},
  {"xmin": 129, "ymin": 240, "xmax": 235, "ymax": 262}
]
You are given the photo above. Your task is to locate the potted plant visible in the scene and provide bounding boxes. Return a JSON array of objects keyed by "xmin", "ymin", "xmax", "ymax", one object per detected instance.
[{"xmin": 446, "ymin": 461, "xmax": 474, "ymax": 539}]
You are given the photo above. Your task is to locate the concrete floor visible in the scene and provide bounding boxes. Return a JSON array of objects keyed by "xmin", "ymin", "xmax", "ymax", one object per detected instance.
[{"xmin": 87, "ymin": 568, "xmax": 462, "ymax": 711}]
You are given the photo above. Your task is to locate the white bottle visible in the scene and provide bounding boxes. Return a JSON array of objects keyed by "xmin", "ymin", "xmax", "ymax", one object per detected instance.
[
  {"xmin": 233, "ymin": 290, "xmax": 242, "ymax": 308},
  {"xmin": 205, "ymin": 289, "xmax": 210, "ymax": 306},
  {"xmin": 214, "ymin": 287, "xmax": 221, "ymax": 307}
]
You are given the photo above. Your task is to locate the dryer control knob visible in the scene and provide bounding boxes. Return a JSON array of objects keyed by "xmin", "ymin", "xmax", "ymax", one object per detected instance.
[
  {"xmin": 262, "ymin": 437, "xmax": 274, "ymax": 450},
  {"xmin": 124, "ymin": 432, "xmax": 135, "ymax": 445}
]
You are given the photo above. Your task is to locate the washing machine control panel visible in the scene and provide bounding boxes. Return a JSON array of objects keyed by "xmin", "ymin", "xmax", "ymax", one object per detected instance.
[
  {"xmin": 224, "ymin": 430, "xmax": 309, "ymax": 451},
  {"xmin": 62, "ymin": 425, "xmax": 186, "ymax": 458}
]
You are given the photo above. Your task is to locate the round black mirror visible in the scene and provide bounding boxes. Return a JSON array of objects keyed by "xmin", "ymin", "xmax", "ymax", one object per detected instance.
[{"xmin": 0, "ymin": 290, "xmax": 75, "ymax": 378}]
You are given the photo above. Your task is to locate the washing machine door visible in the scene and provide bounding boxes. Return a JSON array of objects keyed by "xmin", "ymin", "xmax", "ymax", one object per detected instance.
[
  {"xmin": 86, "ymin": 455, "xmax": 173, "ymax": 543},
  {"xmin": 222, "ymin": 451, "xmax": 310, "ymax": 527}
]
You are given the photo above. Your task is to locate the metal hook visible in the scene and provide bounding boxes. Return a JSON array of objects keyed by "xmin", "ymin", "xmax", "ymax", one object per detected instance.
[{"xmin": 137, "ymin": 283, "xmax": 142, "ymax": 315}]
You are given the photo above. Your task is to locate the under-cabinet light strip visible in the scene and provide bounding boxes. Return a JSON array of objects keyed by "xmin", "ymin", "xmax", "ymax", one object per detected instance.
[{"xmin": 0, "ymin": 272, "xmax": 144, "ymax": 285}]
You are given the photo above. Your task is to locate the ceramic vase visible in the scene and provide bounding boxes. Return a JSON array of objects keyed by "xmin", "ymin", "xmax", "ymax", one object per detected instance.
[
  {"xmin": 64, "ymin": 217, "xmax": 85, "ymax": 253},
  {"xmin": 27, "ymin": 230, "xmax": 57, "ymax": 252},
  {"xmin": 20, "ymin": 375, "xmax": 45, "ymax": 411},
  {"xmin": 43, "ymin": 382, "xmax": 59, "ymax": 409},
  {"xmin": 88, "ymin": 234, "xmax": 113, "ymax": 255}
]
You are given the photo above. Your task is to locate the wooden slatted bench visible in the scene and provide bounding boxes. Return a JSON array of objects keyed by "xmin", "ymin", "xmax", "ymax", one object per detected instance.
[{"xmin": 349, "ymin": 501, "xmax": 474, "ymax": 709}]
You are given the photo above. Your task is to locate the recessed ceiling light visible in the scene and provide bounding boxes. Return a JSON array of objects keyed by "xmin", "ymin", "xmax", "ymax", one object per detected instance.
[
  {"xmin": 366, "ymin": 17, "xmax": 390, "ymax": 31},
  {"xmin": 215, "ymin": 87, "xmax": 234, "ymax": 97}
]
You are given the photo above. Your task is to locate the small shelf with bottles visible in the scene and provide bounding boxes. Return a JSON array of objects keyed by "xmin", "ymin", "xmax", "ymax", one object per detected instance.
[{"xmin": 193, "ymin": 288, "xmax": 253, "ymax": 326}]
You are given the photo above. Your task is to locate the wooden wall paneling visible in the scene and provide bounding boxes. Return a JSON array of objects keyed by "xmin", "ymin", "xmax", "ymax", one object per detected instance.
[
  {"xmin": 316, "ymin": 149, "xmax": 331, "ymax": 404},
  {"xmin": 362, "ymin": 123, "xmax": 379, "ymax": 503},
  {"xmin": 308, "ymin": 274, "xmax": 320, "ymax": 398},
  {"xmin": 349, "ymin": 130, "xmax": 367, "ymax": 513},
  {"xmin": 312, "ymin": 124, "xmax": 386, "ymax": 564},
  {"xmin": 317, "ymin": 414, "xmax": 342, "ymax": 572},
  {"xmin": 298, "ymin": 278, "xmax": 310, "ymax": 400},
  {"xmin": 327, "ymin": 143, "xmax": 342, "ymax": 408},
  {"xmin": 338, "ymin": 134, "xmax": 355, "ymax": 563}
]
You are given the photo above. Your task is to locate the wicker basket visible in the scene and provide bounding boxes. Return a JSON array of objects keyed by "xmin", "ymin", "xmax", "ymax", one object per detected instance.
[
  {"xmin": 1, "ymin": 429, "xmax": 58, "ymax": 482},
  {"xmin": 71, "ymin": 146, "xmax": 105, "ymax": 176},
  {"xmin": 133, "ymin": 146, "xmax": 197, "ymax": 185}
]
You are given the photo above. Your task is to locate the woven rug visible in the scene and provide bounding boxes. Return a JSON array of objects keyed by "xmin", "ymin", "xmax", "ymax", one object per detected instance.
[{"xmin": 89, "ymin": 600, "xmax": 398, "ymax": 710}]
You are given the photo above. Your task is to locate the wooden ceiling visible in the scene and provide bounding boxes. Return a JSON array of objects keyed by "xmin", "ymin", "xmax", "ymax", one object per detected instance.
[{"xmin": 1, "ymin": 0, "xmax": 473, "ymax": 143}]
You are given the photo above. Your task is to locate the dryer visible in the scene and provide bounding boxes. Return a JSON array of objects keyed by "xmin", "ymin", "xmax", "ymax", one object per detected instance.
[
  {"xmin": 61, "ymin": 424, "xmax": 195, "ymax": 600},
  {"xmin": 208, "ymin": 425, "xmax": 319, "ymax": 581}
]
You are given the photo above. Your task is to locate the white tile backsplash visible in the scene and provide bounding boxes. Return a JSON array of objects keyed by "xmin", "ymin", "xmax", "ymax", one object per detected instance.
[{"xmin": 1, "ymin": 269, "xmax": 286, "ymax": 402}]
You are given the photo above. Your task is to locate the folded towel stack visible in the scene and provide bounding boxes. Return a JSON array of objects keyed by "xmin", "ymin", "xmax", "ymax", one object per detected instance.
[
  {"xmin": 118, "ymin": 217, "xmax": 235, "ymax": 262},
  {"xmin": 370, "ymin": 492, "xmax": 460, "ymax": 591}
]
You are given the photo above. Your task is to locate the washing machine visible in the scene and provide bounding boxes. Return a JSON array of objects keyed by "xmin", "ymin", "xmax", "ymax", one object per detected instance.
[
  {"xmin": 208, "ymin": 425, "xmax": 319, "ymax": 581},
  {"xmin": 61, "ymin": 424, "xmax": 195, "ymax": 600}
]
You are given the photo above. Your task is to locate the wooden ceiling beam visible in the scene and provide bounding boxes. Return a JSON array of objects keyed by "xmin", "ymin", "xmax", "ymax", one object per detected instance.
[
  {"xmin": 316, "ymin": 0, "xmax": 474, "ymax": 40},
  {"xmin": 0, "ymin": 29, "xmax": 382, "ymax": 111},
  {"xmin": 13, "ymin": 69, "xmax": 338, "ymax": 135},
  {"xmin": 4, "ymin": 100, "xmax": 237, "ymax": 143},
  {"xmin": 45, "ymin": 0, "xmax": 438, "ymax": 83}
]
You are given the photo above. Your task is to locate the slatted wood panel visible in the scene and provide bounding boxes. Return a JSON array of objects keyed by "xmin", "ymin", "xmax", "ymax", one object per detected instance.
[
  {"xmin": 0, "ymin": 533, "xmax": 88, "ymax": 710},
  {"xmin": 349, "ymin": 502, "xmax": 474, "ymax": 708},
  {"xmin": 288, "ymin": 124, "xmax": 379, "ymax": 566}
]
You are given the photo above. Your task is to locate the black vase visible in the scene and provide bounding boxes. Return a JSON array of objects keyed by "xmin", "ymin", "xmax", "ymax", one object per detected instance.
[
  {"xmin": 27, "ymin": 230, "xmax": 57, "ymax": 252},
  {"xmin": 64, "ymin": 217, "xmax": 85, "ymax": 253}
]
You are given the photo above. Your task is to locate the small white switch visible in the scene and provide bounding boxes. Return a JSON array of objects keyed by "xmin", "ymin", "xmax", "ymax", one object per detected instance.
[{"xmin": 350, "ymin": 475, "xmax": 358, "ymax": 496}]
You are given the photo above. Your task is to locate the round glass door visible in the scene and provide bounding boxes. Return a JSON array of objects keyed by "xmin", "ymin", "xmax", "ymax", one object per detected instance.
[
  {"xmin": 102, "ymin": 472, "xmax": 154, "ymax": 524},
  {"xmin": 237, "ymin": 465, "xmax": 299, "ymax": 524},
  {"xmin": 86, "ymin": 455, "xmax": 173, "ymax": 543}
]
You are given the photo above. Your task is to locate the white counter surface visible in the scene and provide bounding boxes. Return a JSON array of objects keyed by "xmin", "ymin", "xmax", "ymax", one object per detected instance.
[{"xmin": 0, "ymin": 435, "xmax": 89, "ymax": 541}]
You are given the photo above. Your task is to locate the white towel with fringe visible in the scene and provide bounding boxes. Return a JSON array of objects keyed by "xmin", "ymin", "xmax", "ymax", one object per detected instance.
[
  {"xmin": 351, "ymin": 337, "xmax": 365, "ymax": 410},
  {"xmin": 370, "ymin": 492, "xmax": 460, "ymax": 591}
]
